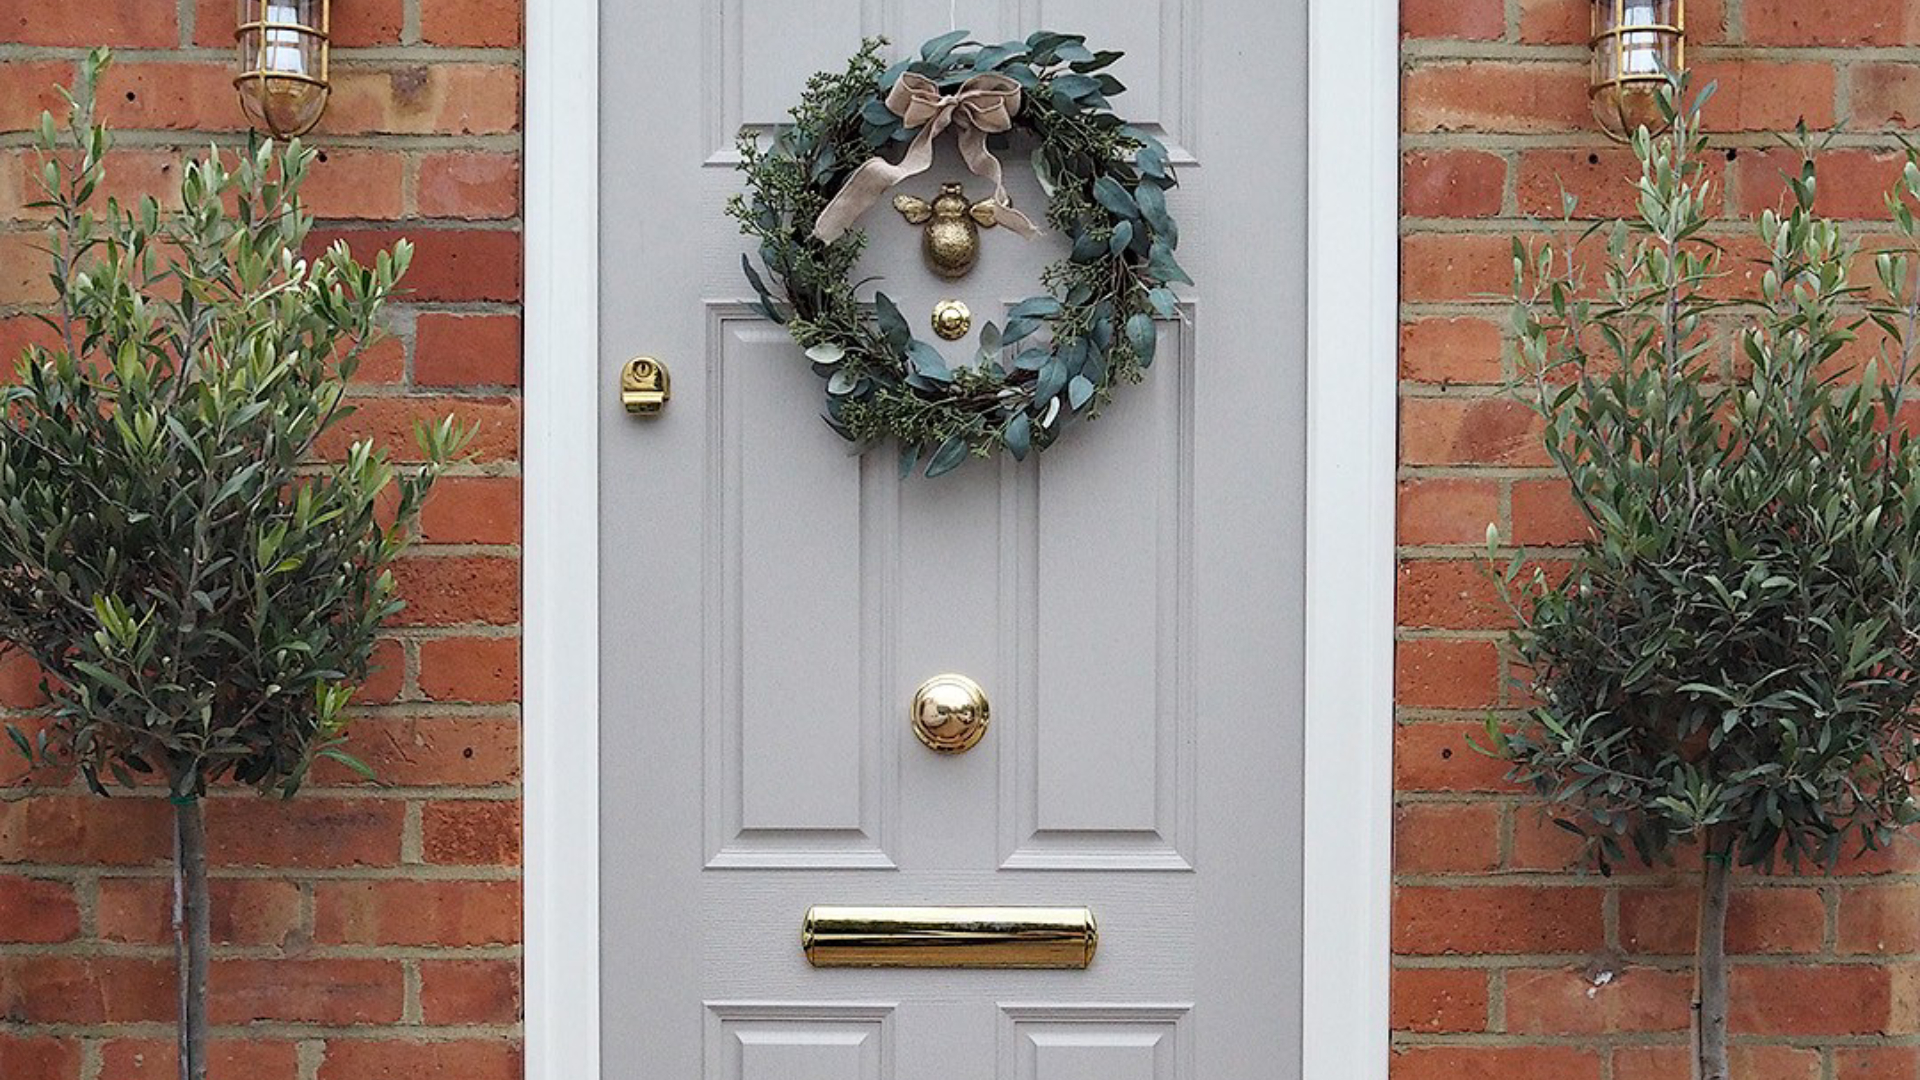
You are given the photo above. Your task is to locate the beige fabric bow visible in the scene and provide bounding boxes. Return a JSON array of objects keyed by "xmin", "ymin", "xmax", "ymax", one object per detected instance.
[{"xmin": 811, "ymin": 72, "xmax": 1041, "ymax": 243}]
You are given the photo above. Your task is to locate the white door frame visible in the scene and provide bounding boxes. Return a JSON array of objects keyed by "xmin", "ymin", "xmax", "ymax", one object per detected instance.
[{"xmin": 522, "ymin": 1, "xmax": 1399, "ymax": 1076}]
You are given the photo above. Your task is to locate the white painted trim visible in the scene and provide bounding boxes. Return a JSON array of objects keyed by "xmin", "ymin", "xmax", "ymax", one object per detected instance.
[
  {"xmin": 522, "ymin": 0, "xmax": 599, "ymax": 1077},
  {"xmin": 1300, "ymin": 0, "xmax": 1399, "ymax": 1076},
  {"xmin": 520, "ymin": 0, "xmax": 1400, "ymax": 1076}
]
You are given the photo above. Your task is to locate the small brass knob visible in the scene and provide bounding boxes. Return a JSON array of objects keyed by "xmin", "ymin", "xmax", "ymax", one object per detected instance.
[
  {"xmin": 621, "ymin": 356, "xmax": 670, "ymax": 415},
  {"xmin": 931, "ymin": 300, "xmax": 972, "ymax": 341},
  {"xmin": 910, "ymin": 673, "xmax": 990, "ymax": 753}
]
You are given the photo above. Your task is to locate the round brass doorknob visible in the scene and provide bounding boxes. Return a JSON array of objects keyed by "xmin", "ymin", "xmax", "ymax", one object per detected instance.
[{"xmin": 910, "ymin": 673, "xmax": 990, "ymax": 753}]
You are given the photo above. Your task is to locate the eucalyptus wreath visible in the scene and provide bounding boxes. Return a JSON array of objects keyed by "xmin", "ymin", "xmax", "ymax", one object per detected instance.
[{"xmin": 727, "ymin": 32, "xmax": 1189, "ymax": 477}]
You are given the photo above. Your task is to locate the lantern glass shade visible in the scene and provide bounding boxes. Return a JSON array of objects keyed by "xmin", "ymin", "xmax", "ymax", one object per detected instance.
[
  {"xmin": 1591, "ymin": 0, "xmax": 1685, "ymax": 142},
  {"xmin": 235, "ymin": 0, "xmax": 331, "ymax": 137}
]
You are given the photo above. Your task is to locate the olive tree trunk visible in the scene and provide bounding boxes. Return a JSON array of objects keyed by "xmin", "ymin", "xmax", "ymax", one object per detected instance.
[
  {"xmin": 1694, "ymin": 827, "xmax": 1735, "ymax": 1080},
  {"xmin": 172, "ymin": 798, "xmax": 210, "ymax": 1080}
]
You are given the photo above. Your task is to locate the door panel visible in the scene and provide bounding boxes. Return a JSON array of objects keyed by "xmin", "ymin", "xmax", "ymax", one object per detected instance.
[{"xmin": 600, "ymin": 1, "xmax": 1306, "ymax": 1075}]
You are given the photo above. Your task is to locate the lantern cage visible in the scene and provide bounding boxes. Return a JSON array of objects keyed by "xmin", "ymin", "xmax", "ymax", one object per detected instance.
[
  {"xmin": 1591, "ymin": 0, "xmax": 1685, "ymax": 143},
  {"xmin": 235, "ymin": 0, "xmax": 331, "ymax": 138}
]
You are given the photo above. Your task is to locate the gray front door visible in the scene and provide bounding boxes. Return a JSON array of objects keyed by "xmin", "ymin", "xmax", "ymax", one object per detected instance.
[{"xmin": 597, "ymin": 2, "xmax": 1308, "ymax": 1076}]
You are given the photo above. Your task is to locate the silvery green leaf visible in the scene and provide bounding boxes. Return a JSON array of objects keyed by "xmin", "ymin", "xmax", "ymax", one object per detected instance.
[
  {"xmin": 1071, "ymin": 230, "xmax": 1107, "ymax": 263},
  {"xmin": 907, "ymin": 339, "xmax": 953, "ymax": 382},
  {"xmin": 1148, "ymin": 239, "xmax": 1193, "ymax": 285},
  {"xmin": 1092, "ymin": 176, "xmax": 1138, "ymax": 219},
  {"xmin": 1109, "ymin": 220, "xmax": 1135, "ymax": 256},
  {"xmin": 1055, "ymin": 42, "xmax": 1094, "ymax": 63},
  {"xmin": 874, "ymin": 292, "xmax": 911, "ymax": 349},
  {"xmin": 1135, "ymin": 182, "xmax": 1178, "ymax": 246},
  {"xmin": 806, "ymin": 344, "xmax": 847, "ymax": 365},
  {"xmin": 1007, "ymin": 296, "xmax": 1063, "ymax": 320},
  {"xmin": 899, "ymin": 443, "xmax": 919, "ymax": 479},
  {"xmin": 1051, "ymin": 73, "xmax": 1101, "ymax": 101},
  {"xmin": 1135, "ymin": 140, "xmax": 1169, "ymax": 180},
  {"xmin": 925, "ymin": 434, "xmax": 971, "ymax": 478},
  {"xmin": 922, "ymin": 29, "xmax": 970, "ymax": 63},
  {"xmin": 827, "ymin": 370, "xmax": 858, "ymax": 396},
  {"xmin": 1004, "ymin": 413, "xmax": 1032, "ymax": 460},
  {"xmin": 1068, "ymin": 375, "xmax": 1095, "ymax": 411},
  {"xmin": 861, "ymin": 98, "xmax": 899, "ymax": 126},
  {"xmin": 1147, "ymin": 287, "xmax": 1178, "ymax": 317},
  {"xmin": 1014, "ymin": 348, "xmax": 1049, "ymax": 371},
  {"xmin": 1126, "ymin": 313, "xmax": 1158, "ymax": 368},
  {"xmin": 1003, "ymin": 319, "xmax": 1042, "ymax": 346},
  {"xmin": 1035, "ymin": 357, "xmax": 1069, "ymax": 403}
]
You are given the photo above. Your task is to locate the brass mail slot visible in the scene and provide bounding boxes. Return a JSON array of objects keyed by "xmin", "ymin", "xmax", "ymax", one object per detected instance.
[{"xmin": 803, "ymin": 906, "xmax": 1098, "ymax": 970}]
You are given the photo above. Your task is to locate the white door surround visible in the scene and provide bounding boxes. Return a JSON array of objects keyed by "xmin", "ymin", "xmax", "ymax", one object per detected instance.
[{"xmin": 521, "ymin": 1, "xmax": 1400, "ymax": 1076}]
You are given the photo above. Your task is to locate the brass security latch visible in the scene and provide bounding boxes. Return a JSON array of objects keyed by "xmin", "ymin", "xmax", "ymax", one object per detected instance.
[{"xmin": 621, "ymin": 356, "xmax": 670, "ymax": 415}]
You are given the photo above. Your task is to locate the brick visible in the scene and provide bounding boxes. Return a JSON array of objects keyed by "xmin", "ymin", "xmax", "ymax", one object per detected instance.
[
  {"xmin": 0, "ymin": 650, "xmax": 49, "ymax": 708},
  {"xmin": 0, "ymin": 956, "xmax": 175, "ymax": 1023},
  {"xmin": 196, "ymin": 0, "xmax": 405, "ymax": 46},
  {"xmin": 421, "ymin": 799, "xmax": 520, "ymax": 866},
  {"xmin": 97, "ymin": 63, "xmax": 247, "ymax": 132},
  {"xmin": 1398, "ymin": 478, "xmax": 1500, "ymax": 547},
  {"xmin": 1391, "ymin": 1045, "xmax": 1601, "ymax": 1080},
  {"xmin": 1401, "ymin": 317, "xmax": 1503, "ymax": 385},
  {"xmin": 315, "ymin": 879, "xmax": 520, "ymax": 947},
  {"xmin": 1402, "ymin": 397, "xmax": 1549, "ymax": 467},
  {"xmin": 1746, "ymin": 0, "xmax": 1920, "ymax": 46},
  {"xmin": 1614, "ymin": 1045, "xmax": 1820, "ymax": 1080},
  {"xmin": 303, "ymin": 149, "xmax": 408, "ymax": 220},
  {"xmin": 415, "ymin": 312, "xmax": 522, "ymax": 387},
  {"xmin": 96, "ymin": 877, "xmax": 302, "ymax": 947},
  {"xmin": 2, "ymin": 1, "xmax": 177, "ymax": 46},
  {"xmin": 0, "ymin": 1035, "xmax": 80, "ymax": 1080},
  {"xmin": 1391, "ymin": 966, "xmax": 1488, "ymax": 1033},
  {"xmin": 1841, "ymin": 885, "xmax": 1920, "ymax": 956},
  {"xmin": 1403, "ymin": 150, "xmax": 1505, "ymax": 218},
  {"xmin": 0, "ymin": 61, "xmax": 75, "ymax": 132},
  {"xmin": 419, "ymin": 637, "xmax": 521, "ymax": 704},
  {"xmin": 1511, "ymin": 478, "xmax": 1589, "ymax": 546},
  {"xmin": 1731, "ymin": 964, "xmax": 1893, "ymax": 1036},
  {"xmin": 211, "ymin": 958, "xmax": 404, "ymax": 1025},
  {"xmin": 1517, "ymin": 147, "xmax": 1702, "ymax": 220},
  {"xmin": 0, "ymin": 231, "xmax": 57, "ymax": 305},
  {"xmin": 318, "ymin": 396, "xmax": 521, "ymax": 463},
  {"xmin": 1507, "ymin": 807, "xmax": 1590, "ymax": 872},
  {"xmin": 418, "ymin": 152, "xmax": 522, "ymax": 219},
  {"xmin": 1621, "ymin": 885, "xmax": 1827, "ymax": 956},
  {"xmin": 98, "ymin": 1039, "xmax": 299, "ymax": 1080},
  {"xmin": 421, "ymin": 476, "xmax": 522, "ymax": 544},
  {"xmin": 1520, "ymin": 0, "xmax": 1727, "ymax": 44},
  {"xmin": 1395, "ymin": 721, "xmax": 1514, "ymax": 792},
  {"xmin": 0, "ymin": 315, "xmax": 63, "ymax": 366},
  {"xmin": 1690, "ymin": 61, "xmax": 1837, "ymax": 133},
  {"xmin": 1397, "ymin": 559, "xmax": 1506, "ymax": 630},
  {"xmin": 420, "ymin": 958, "xmax": 522, "ymax": 1024},
  {"xmin": 205, "ymin": 797, "xmax": 405, "ymax": 868},
  {"xmin": 0, "ymin": 877, "xmax": 78, "ymax": 943},
  {"xmin": 1401, "ymin": 232, "xmax": 1519, "ymax": 303},
  {"xmin": 1834, "ymin": 1047, "xmax": 1920, "ymax": 1080},
  {"xmin": 325, "ymin": 65, "xmax": 522, "ymax": 137},
  {"xmin": 1853, "ymin": 64, "xmax": 1920, "ymax": 130},
  {"xmin": 1735, "ymin": 148, "xmax": 1904, "ymax": 220},
  {"xmin": 1403, "ymin": 63, "xmax": 1590, "ymax": 134},
  {"xmin": 0, "ymin": 796, "xmax": 172, "ymax": 866},
  {"xmin": 1505, "ymin": 964, "xmax": 1693, "ymax": 1033},
  {"xmin": 1394, "ymin": 803, "xmax": 1500, "ymax": 874},
  {"xmin": 344, "ymin": 334, "xmax": 408, "ymax": 386},
  {"xmin": 390, "ymin": 556, "xmax": 519, "ymax": 625},
  {"xmin": 306, "ymin": 228, "xmax": 522, "ymax": 302},
  {"xmin": 319, "ymin": 1040, "xmax": 522, "ymax": 1080},
  {"xmin": 352, "ymin": 638, "xmax": 407, "ymax": 705},
  {"xmin": 1396, "ymin": 639, "xmax": 1502, "ymax": 709},
  {"xmin": 1393, "ymin": 885, "xmax": 1605, "ymax": 955},
  {"xmin": 421, "ymin": 0, "xmax": 526, "ymax": 46},
  {"xmin": 316, "ymin": 717, "xmax": 521, "ymax": 787},
  {"xmin": 1401, "ymin": 0, "xmax": 1502, "ymax": 40}
]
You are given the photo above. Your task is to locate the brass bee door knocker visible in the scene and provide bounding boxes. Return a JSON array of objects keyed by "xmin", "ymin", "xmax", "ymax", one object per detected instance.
[{"xmin": 893, "ymin": 182, "xmax": 1002, "ymax": 279}]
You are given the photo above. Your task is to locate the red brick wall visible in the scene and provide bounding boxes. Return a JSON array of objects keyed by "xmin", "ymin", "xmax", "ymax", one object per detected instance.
[
  {"xmin": 1398, "ymin": 1, "xmax": 1920, "ymax": 1077},
  {"xmin": 0, "ymin": 3, "xmax": 524, "ymax": 1077}
]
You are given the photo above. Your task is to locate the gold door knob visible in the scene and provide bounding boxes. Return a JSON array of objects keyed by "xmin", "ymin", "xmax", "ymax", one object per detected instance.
[
  {"xmin": 911, "ymin": 673, "xmax": 990, "ymax": 753},
  {"xmin": 621, "ymin": 356, "xmax": 670, "ymax": 414}
]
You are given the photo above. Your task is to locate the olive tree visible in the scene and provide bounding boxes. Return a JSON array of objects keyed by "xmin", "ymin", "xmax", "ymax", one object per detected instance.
[
  {"xmin": 1490, "ymin": 77, "xmax": 1920, "ymax": 1080},
  {"xmin": 0, "ymin": 53, "xmax": 466, "ymax": 1080}
]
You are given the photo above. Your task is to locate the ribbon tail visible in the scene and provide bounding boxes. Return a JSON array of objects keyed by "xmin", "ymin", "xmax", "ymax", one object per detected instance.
[
  {"xmin": 812, "ymin": 122, "xmax": 945, "ymax": 243},
  {"xmin": 958, "ymin": 128, "xmax": 1040, "ymax": 239}
]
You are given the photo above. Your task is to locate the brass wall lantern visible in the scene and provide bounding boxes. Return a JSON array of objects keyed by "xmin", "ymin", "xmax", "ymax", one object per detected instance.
[
  {"xmin": 235, "ymin": 0, "xmax": 332, "ymax": 137},
  {"xmin": 1591, "ymin": 0, "xmax": 1685, "ymax": 143}
]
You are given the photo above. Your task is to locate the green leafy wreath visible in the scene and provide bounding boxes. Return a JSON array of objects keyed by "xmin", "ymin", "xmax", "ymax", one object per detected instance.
[{"xmin": 728, "ymin": 32, "xmax": 1189, "ymax": 478}]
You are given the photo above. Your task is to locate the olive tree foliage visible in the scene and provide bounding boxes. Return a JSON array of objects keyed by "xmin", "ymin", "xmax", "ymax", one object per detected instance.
[
  {"xmin": 1490, "ymin": 80, "xmax": 1920, "ymax": 876},
  {"xmin": 0, "ymin": 51, "xmax": 467, "ymax": 803}
]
